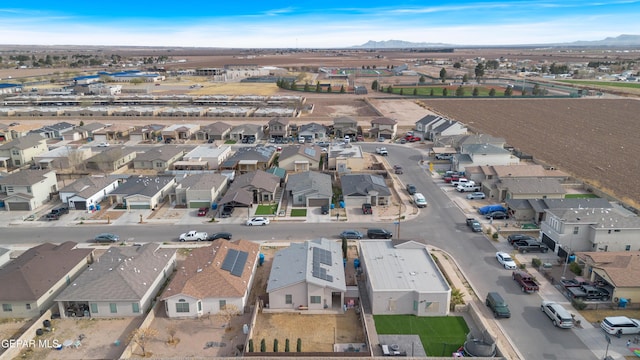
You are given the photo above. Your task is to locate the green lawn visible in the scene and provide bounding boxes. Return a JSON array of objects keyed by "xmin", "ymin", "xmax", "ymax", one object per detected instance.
[
  {"xmin": 224, "ymin": 140, "xmax": 237, "ymax": 144},
  {"xmin": 290, "ymin": 209, "xmax": 307, "ymax": 217},
  {"xmin": 558, "ymin": 80, "xmax": 640, "ymax": 89},
  {"xmin": 564, "ymin": 193, "xmax": 599, "ymax": 199},
  {"xmin": 254, "ymin": 204, "xmax": 277, "ymax": 215},
  {"xmin": 374, "ymin": 315, "xmax": 468, "ymax": 356}
]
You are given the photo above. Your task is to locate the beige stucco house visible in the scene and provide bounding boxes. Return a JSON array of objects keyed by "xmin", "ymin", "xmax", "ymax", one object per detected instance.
[
  {"xmin": 0, "ymin": 169, "xmax": 58, "ymax": 211},
  {"xmin": 0, "ymin": 133, "xmax": 48, "ymax": 168}
]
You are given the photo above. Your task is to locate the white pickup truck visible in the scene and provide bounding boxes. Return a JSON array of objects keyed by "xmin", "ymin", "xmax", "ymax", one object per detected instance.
[
  {"xmin": 376, "ymin": 147, "xmax": 388, "ymax": 156},
  {"xmin": 457, "ymin": 181, "xmax": 481, "ymax": 192},
  {"xmin": 179, "ymin": 230, "xmax": 208, "ymax": 242}
]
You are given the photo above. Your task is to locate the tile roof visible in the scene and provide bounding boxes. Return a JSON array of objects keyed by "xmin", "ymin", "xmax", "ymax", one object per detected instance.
[
  {"xmin": 56, "ymin": 244, "xmax": 176, "ymax": 302},
  {"xmin": 161, "ymin": 240, "xmax": 259, "ymax": 299},
  {"xmin": 0, "ymin": 133, "xmax": 45, "ymax": 150},
  {"xmin": 333, "ymin": 116, "xmax": 357, "ymax": 125},
  {"xmin": 576, "ymin": 251, "xmax": 640, "ymax": 287},
  {"xmin": 227, "ymin": 146, "xmax": 275, "ymax": 163},
  {"xmin": 0, "ymin": 242, "xmax": 93, "ymax": 301},
  {"xmin": 492, "ymin": 164, "xmax": 567, "ymax": 178},
  {"xmin": 87, "ymin": 146, "xmax": 136, "ymax": 163}
]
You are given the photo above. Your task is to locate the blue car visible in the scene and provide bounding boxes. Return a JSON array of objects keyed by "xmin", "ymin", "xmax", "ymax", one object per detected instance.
[{"xmin": 340, "ymin": 230, "xmax": 363, "ymax": 239}]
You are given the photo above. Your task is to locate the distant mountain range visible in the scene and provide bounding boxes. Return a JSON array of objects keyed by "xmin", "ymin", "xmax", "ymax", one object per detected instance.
[{"xmin": 352, "ymin": 34, "xmax": 640, "ymax": 48}]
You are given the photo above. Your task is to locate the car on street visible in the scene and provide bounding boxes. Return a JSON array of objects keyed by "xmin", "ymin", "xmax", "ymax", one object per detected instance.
[
  {"xmin": 466, "ymin": 192, "xmax": 486, "ymax": 200},
  {"xmin": 246, "ymin": 217, "xmax": 270, "ymax": 226},
  {"xmin": 600, "ymin": 316, "xmax": 640, "ymax": 335},
  {"xmin": 96, "ymin": 142, "xmax": 110, "ymax": 147},
  {"xmin": 94, "ymin": 233, "xmax": 120, "ymax": 243},
  {"xmin": 406, "ymin": 184, "xmax": 417, "ymax": 195},
  {"xmin": 486, "ymin": 211, "xmax": 509, "ymax": 220},
  {"xmin": 393, "ymin": 165, "xmax": 403, "ymax": 174},
  {"xmin": 208, "ymin": 232, "xmax": 233, "ymax": 241},
  {"xmin": 340, "ymin": 230, "xmax": 363, "ymax": 239},
  {"xmin": 367, "ymin": 228, "xmax": 393, "ymax": 239},
  {"xmin": 496, "ymin": 251, "xmax": 517, "ymax": 270}
]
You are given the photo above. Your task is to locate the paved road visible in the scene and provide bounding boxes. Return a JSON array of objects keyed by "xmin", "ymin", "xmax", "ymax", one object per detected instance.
[{"xmin": 2, "ymin": 142, "xmax": 612, "ymax": 360}]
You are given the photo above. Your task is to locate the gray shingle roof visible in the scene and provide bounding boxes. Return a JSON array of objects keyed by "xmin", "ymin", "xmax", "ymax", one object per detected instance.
[
  {"xmin": 227, "ymin": 146, "xmax": 275, "ymax": 163},
  {"xmin": 0, "ymin": 169, "xmax": 54, "ymax": 186},
  {"xmin": 500, "ymin": 178, "xmax": 566, "ymax": 195},
  {"xmin": 60, "ymin": 175, "xmax": 119, "ymax": 199},
  {"xmin": 56, "ymin": 244, "xmax": 176, "ymax": 302},
  {"xmin": 134, "ymin": 145, "xmax": 184, "ymax": 162},
  {"xmin": 287, "ymin": 171, "xmax": 332, "ymax": 198},
  {"xmin": 178, "ymin": 173, "xmax": 227, "ymax": 191},
  {"xmin": 341, "ymin": 174, "xmax": 391, "ymax": 196},
  {"xmin": 0, "ymin": 242, "xmax": 93, "ymax": 301},
  {"xmin": 278, "ymin": 145, "xmax": 321, "ymax": 163},
  {"xmin": 463, "ymin": 143, "xmax": 509, "ymax": 155},
  {"xmin": 0, "ymin": 133, "xmax": 45, "ymax": 150},
  {"xmin": 110, "ymin": 175, "xmax": 175, "ymax": 197}
]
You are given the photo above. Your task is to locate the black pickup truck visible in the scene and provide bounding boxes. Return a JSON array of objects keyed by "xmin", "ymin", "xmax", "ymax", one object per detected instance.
[
  {"xmin": 566, "ymin": 285, "xmax": 610, "ymax": 301},
  {"xmin": 515, "ymin": 240, "xmax": 549, "ymax": 253}
]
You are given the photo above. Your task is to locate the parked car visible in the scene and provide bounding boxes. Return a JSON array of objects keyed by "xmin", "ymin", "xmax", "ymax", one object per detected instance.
[
  {"xmin": 394, "ymin": 165, "xmax": 403, "ymax": 174},
  {"xmin": 478, "ymin": 204, "xmax": 507, "ymax": 215},
  {"xmin": 600, "ymin": 316, "xmax": 640, "ymax": 335},
  {"xmin": 466, "ymin": 218, "xmax": 482, "ymax": 232},
  {"xmin": 219, "ymin": 205, "xmax": 234, "ymax": 218},
  {"xmin": 96, "ymin": 142, "xmax": 110, "ymax": 147},
  {"xmin": 94, "ymin": 233, "xmax": 120, "ymax": 243},
  {"xmin": 340, "ymin": 230, "xmax": 363, "ymax": 239},
  {"xmin": 179, "ymin": 230, "xmax": 208, "ymax": 242},
  {"xmin": 321, "ymin": 204, "xmax": 330, "ymax": 215},
  {"xmin": 435, "ymin": 153, "xmax": 453, "ymax": 160},
  {"xmin": 197, "ymin": 207, "xmax": 209, "ymax": 216},
  {"xmin": 486, "ymin": 292, "xmax": 511, "ymax": 318},
  {"xmin": 208, "ymin": 232, "xmax": 233, "ymax": 241},
  {"xmin": 46, "ymin": 205, "xmax": 69, "ymax": 221},
  {"xmin": 362, "ymin": 203, "xmax": 373, "ymax": 214},
  {"xmin": 466, "ymin": 192, "xmax": 486, "ymax": 200},
  {"xmin": 541, "ymin": 301, "xmax": 574, "ymax": 329},
  {"xmin": 246, "ymin": 217, "xmax": 270, "ymax": 226},
  {"xmin": 406, "ymin": 184, "xmax": 417, "ymax": 195},
  {"xmin": 496, "ymin": 252, "xmax": 517, "ymax": 270},
  {"xmin": 367, "ymin": 228, "xmax": 393, "ymax": 239},
  {"xmin": 512, "ymin": 270, "xmax": 540, "ymax": 293},
  {"xmin": 413, "ymin": 193, "xmax": 427, "ymax": 208},
  {"xmin": 507, "ymin": 234, "xmax": 535, "ymax": 245},
  {"xmin": 486, "ymin": 211, "xmax": 509, "ymax": 220}
]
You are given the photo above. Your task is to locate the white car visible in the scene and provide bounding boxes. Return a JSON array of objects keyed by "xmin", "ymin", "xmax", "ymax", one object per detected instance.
[
  {"xmin": 246, "ymin": 217, "xmax": 270, "ymax": 226},
  {"xmin": 600, "ymin": 316, "xmax": 640, "ymax": 335},
  {"xmin": 97, "ymin": 142, "xmax": 110, "ymax": 147},
  {"xmin": 496, "ymin": 252, "xmax": 517, "ymax": 270}
]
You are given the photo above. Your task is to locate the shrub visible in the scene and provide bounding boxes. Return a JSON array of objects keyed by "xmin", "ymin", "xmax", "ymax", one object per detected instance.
[
  {"xmin": 519, "ymin": 263, "xmax": 526, "ymax": 270},
  {"xmin": 569, "ymin": 262, "xmax": 583, "ymax": 276},
  {"xmin": 273, "ymin": 339, "xmax": 278, "ymax": 352},
  {"xmin": 532, "ymin": 258, "xmax": 542, "ymax": 268},
  {"xmin": 492, "ymin": 232, "xmax": 499, "ymax": 240},
  {"xmin": 248, "ymin": 339, "xmax": 254, "ymax": 352},
  {"xmin": 260, "ymin": 339, "xmax": 266, "ymax": 352},
  {"xmin": 285, "ymin": 339, "xmax": 290, "ymax": 352},
  {"xmin": 296, "ymin": 338, "xmax": 302, "ymax": 352},
  {"xmin": 571, "ymin": 298, "xmax": 587, "ymax": 310}
]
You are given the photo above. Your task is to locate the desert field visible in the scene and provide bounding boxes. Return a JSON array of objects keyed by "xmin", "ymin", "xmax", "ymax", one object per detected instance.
[{"xmin": 421, "ymin": 98, "xmax": 640, "ymax": 208}]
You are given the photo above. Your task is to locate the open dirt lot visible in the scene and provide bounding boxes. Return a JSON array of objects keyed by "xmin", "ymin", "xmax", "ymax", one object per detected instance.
[{"xmin": 422, "ymin": 98, "xmax": 640, "ymax": 208}]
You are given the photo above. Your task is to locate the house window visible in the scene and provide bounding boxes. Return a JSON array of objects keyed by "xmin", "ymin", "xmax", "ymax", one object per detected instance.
[
  {"xmin": 155, "ymin": 162, "xmax": 163, "ymax": 168},
  {"xmin": 109, "ymin": 303, "xmax": 117, "ymax": 313},
  {"xmin": 198, "ymin": 302, "xmax": 202, "ymax": 311},
  {"xmin": 132, "ymin": 303, "xmax": 140, "ymax": 313},
  {"xmin": 626, "ymin": 245, "xmax": 631, "ymax": 251},
  {"xmin": 26, "ymin": 186, "xmax": 32, "ymax": 193},
  {"xmin": 176, "ymin": 300, "xmax": 189, "ymax": 313},
  {"xmin": 14, "ymin": 160, "xmax": 20, "ymax": 165},
  {"xmin": 573, "ymin": 226, "xmax": 579, "ymax": 235},
  {"xmin": 90, "ymin": 303, "xmax": 98, "ymax": 313},
  {"xmin": 298, "ymin": 196, "xmax": 303, "ymax": 202},
  {"xmin": 2, "ymin": 304, "xmax": 12, "ymax": 312},
  {"xmin": 413, "ymin": 301, "xmax": 418, "ymax": 311},
  {"xmin": 285, "ymin": 295, "xmax": 292, "ymax": 305},
  {"xmin": 219, "ymin": 300, "xmax": 226, "ymax": 310},
  {"xmin": 11, "ymin": 150, "xmax": 19, "ymax": 155},
  {"xmin": 310, "ymin": 296, "xmax": 321, "ymax": 304},
  {"xmin": 26, "ymin": 304, "xmax": 31, "ymax": 310}
]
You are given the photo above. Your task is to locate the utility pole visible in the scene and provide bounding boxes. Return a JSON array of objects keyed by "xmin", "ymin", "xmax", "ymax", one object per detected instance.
[{"xmin": 396, "ymin": 204, "xmax": 402, "ymax": 239}]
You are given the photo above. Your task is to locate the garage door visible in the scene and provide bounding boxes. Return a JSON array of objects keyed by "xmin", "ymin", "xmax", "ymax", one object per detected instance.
[
  {"xmin": 308, "ymin": 198, "xmax": 329, "ymax": 207},
  {"xmin": 128, "ymin": 203, "xmax": 150, "ymax": 209},
  {"xmin": 189, "ymin": 201, "xmax": 211, "ymax": 209},
  {"xmin": 74, "ymin": 201, "xmax": 87, "ymax": 210},
  {"xmin": 7, "ymin": 202, "xmax": 30, "ymax": 211}
]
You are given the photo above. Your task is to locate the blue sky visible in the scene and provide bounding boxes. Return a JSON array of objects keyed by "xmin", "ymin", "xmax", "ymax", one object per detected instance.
[{"xmin": 1, "ymin": 0, "xmax": 639, "ymax": 47}]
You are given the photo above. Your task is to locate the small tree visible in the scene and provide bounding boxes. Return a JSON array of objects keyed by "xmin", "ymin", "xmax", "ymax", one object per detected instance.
[
  {"xmin": 455, "ymin": 85, "xmax": 465, "ymax": 97},
  {"xmin": 399, "ymin": 88, "xmax": 404, "ymax": 95},
  {"xmin": 273, "ymin": 339, "xmax": 279, "ymax": 352},
  {"xmin": 260, "ymin": 339, "xmax": 266, "ymax": 352},
  {"xmin": 248, "ymin": 339, "xmax": 254, "ymax": 352},
  {"xmin": 303, "ymin": 82, "xmax": 310, "ymax": 92},
  {"xmin": 504, "ymin": 86, "xmax": 513, "ymax": 97},
  {"xmin": 387, "ymin": 85, "xmax": 393, "ymax": 93},
  {"xmin": 340, "ymin": 85, "xmax": 345, "ymax": 93},
  {"xmin": 128, "ymin": 327, "xmax": 158, "ymax": 357},
  {"xmin": 462, "ymin": 74, "xmax": 469, "ymax": 83},
  {"xmin": 327, "ymin": 84, "xmax": 332, "ymax": 93},
  {"xmin": 453, "ymin": 62, "xmax": 461, "ymax": 69},
  {"xmin": 216, "ymin": 303, "xmax": 239, "ymax": 330},
  {"xmin": 371, "ymin": 79, "xmax": 378, "ymax": 91},
  {"xmin": 442, "ymin": 88, "xmax": 448, "ymax": 97},
  {"xmin": 439, "ymin": 68, "xmax": 447, "ymax": 83},
  {"xmin": 285, "ymin": 339, "xmax": 290, "ymax": 352},
  {"xmin": 413, "ymin": 88, "xmax": 418, "ymax": 95},
  {"xmin": 475, "ymin": 63, "xmax": 485, "ymax": 80},
  {"xmin": 342, "ymin": 238, "xmax": 348, "ymax": 259},
  {"xmin": 429, "ymin": 88, "xmax": 434, "ymax": 96},
  {"xmin": 296, "ymin": 338, "xmax": 302, "ymax": 352},
  {"xmin": 472, "ymin": 87, "xmax": 479, "ymax": 97},
  {"xmin": 316, "ymin": 82, "xmax": 321, "ymax": 92},
  {"xmin": 419, "ymin": 75, "xmax": 426, "ymax": 84},
  {"xmin": 489, "ymin": 88, "xmax": 496, "ymax": 97},
  {"xmin": 166, "ymin": 325, "xmax": 178, "ymax": 345}
]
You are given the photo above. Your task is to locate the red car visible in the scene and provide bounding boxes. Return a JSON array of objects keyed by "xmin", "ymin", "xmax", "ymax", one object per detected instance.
[{"xmin": 197, "ymin": 207, "xmax": 209, "ymax": 216}]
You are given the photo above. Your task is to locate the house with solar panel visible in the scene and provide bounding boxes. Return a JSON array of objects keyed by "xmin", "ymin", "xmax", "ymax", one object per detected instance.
[
  {"xmin": 266, "ymin": 238, "xmax": 346, "ymax": 311},
  {"xmin": 161, "ymin": 240, "xmax": 260, "ymax": 318},
  {"xmin": 277, "ymin": 144, "xmax": 323, "ymax": 172}
]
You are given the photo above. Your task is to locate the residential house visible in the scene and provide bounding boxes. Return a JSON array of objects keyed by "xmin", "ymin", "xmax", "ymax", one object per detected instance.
[
  {"xmin": 33, "ymin": 146, "xmax": 92, "ymax": 170},
  {"xmin": 415, "ymin": 115, "xmax": 449, "ymax": 136},
  {"xmin": 219, "ymin": 170, "xmax": 280, "ymax": 206},
  {"xmin": 0, "ymin": 124, "xmax": 11, "ymax": 142},
  {"xmin": 494, "ymin": 178, "xmax": 566, "ymax": 202},
  {"xmin": 59, "ymin": 175, "xmax": 120, "ymax": 211},
  {"xmin": 108, "ymin": 175, "xmax": 176, "ymax": 209},
  {"xmin": 268, "ymin": 117, "xmax": 291, "ymax": 140},
  {"xmin": 332, "ymin": 116, "xmax": 358, "ymax": 138},
  {"xmin": 298, "ymin": 122, "xmax": 327, "ymax": 142},
  {"xmin": 176, "ymin": 145, "xmax": 232, "ymax": 170},
  {"xmin": 341, "ymin": 174, "xmax": 391, "ymax": 207},
  {"xmin": 0, "ymin": 242, "xmax": 94, "ymax": 318},
  {"xmin": 0, "ymin": 169, "xmax": 58, "ymax": 211},
  {"xmin": 128, "ymin": 124, "xmax": 165, "ymax": 143},
  {"xmin": 574, "ymin": 252, "xmax": 640, "ymax": 305},
  {"xmin": 434, "ymin": 133, "xmax": 506, "ymax": 150},
  {"xmin": 85, "ymin": 147, "xmax": 137, "ymax": 172},
  {"xmin": 161, "ymin": 124, "xmax": 200, "ymax": 142},
  {"xmin": 229, "ymin": 124, "xmax": 264, "ymax": 141},
  {"xmin": 359, "ymin": 240, "xmax": 450, "ymax": 316},
  {"xmin": 369, "ymin": 117, "xmax": 397, "ymax": 140},
  {"xmin": 0, "ymin": 133, "xmax": 48, "ymax": 168},
  {"xmin": 161, "ymin": 240, "xmax": 260, "ymax": 318},
  {"xmin": 91, "ymin": 124, "xmax": 135, "ymax": 143},
  {"xmin": 328, "ymin": 143, "xmax": 365, "ymax": 173},
  {"xmin": 540, "ymin": 207, "xmax": 640, "ymax": 256},
  {"xmin": 55, "ymin": 244, "xmax": 176, "ymax": 318},
  {"xmin": 32, "ymin": 122, "xmax": 76, "ymax": 139},
  {"xmin": 278, "ymin": 144, "xmax": 323, "ymax": 172},
  {"xmin": 426, "ymin": 120, "xmax": 467, "ymax": 141},
  {"xmin": 195, "ymin": 122, "xmax": 233, "ymax": 141},
  {"xmin": 63, "ymin": 122, "xmax": 107, "ymax": 142},
  {"xmin": 453, "ymin": 143, "xmax": 519, "ymax": 173},
  {"xmin": 8, "ymin": 124, "xmax": 43, "ymax": 140},
  {"xmin": 221, "ymin": 146, "xmax": 276, "ymax": 174},
  {"xmin": 173, "ymin": 173, "xmax": 228, "ymax": 208},
  {"xmin": 133, "ymin": 145, "xmax": 185, "ymax": 171},
  {"xmin": 267, "ymin": 239, "xmax": 346, "ymax": 311},
  {"xmin": 505, "ymin": 197, "xmax": 612, "ymax": 225},
  {"xmin": 287, "ymin": 171, "xmax": 332, "ymax": 207}
]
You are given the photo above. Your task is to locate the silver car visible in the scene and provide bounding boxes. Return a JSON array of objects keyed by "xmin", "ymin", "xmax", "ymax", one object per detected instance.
[{"xmin": 466, "ymin": 192, "xmax": 486, "ymax": 200}]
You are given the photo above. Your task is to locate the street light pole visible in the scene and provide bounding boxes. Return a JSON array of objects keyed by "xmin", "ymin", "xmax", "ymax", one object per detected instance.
[{"xmin": 562, "ymin": 237, "xmax": 574, "ymax": 278}]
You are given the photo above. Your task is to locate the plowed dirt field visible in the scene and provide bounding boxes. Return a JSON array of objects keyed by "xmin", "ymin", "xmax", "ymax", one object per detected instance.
[{"xmin": 422, "ymin": 98, "xmax": 640, "ymax": 208}]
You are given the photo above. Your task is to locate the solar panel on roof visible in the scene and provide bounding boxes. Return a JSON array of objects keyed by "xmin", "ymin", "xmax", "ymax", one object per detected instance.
[
  {"xmin": 221, "ymin": 249, "xmax": 238, "ymax": 271},
  {"xmin": 231, "ymin": 251, "xmax": 248, "ymax": 277}
]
